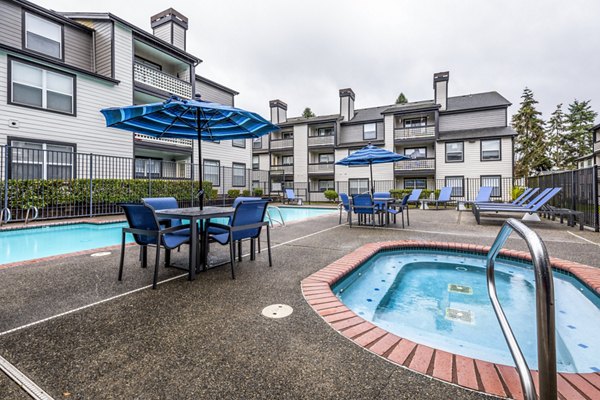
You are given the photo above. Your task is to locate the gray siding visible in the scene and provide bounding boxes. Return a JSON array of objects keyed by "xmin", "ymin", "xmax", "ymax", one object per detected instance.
[
  {"xmin": 439, "ymin": 109, "xmax": 506, "ymax": 132},
  {"xmin": 78, "ymin": 19, "xmax": 112, "ymax": 77},
  {"xmin": 153, "ymin": 24, "xmax": 171, "ymax": 43},
  {"xmin": 63, "ymin": 26, "xmax": 93, "ymax": 71},
  {"xmin": 338, "ymin": 122, "xmax": 384, "ymax": 144},
  {"xmin": 172, "ymin": 24, "xmax": 185, "ymax": 50},
  {"xmin": 195, "ymin": 79, "xmax": 234, "ymax": 106},
  {"xmin": 0, "ymin": 0, "xmax": 21, "ymax": 48}
]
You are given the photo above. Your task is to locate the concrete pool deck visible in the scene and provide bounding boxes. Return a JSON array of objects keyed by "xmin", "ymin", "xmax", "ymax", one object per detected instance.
[{"xmin": 1, "ymin": 209, "xmax": 599, "ymax": 399}]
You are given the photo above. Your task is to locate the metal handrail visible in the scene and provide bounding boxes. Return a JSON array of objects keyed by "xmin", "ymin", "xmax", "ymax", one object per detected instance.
[
  {"xmin": 486, "ymin": 218, "xmax": 556, "ymax": 400},
  {"xmin": 24, "ymin": 206, "xmax": 38, "ymax": 224},
  {"xmin": 0, "ymin": 207, "xmax": 11, "ymax": 225},
  {"xmin": 266, "ymin": 206, "xmax": 285, "ymax": 226}
]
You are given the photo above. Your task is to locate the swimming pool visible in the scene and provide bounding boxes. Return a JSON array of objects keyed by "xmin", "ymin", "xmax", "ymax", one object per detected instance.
[
  {"xmin": 0, "ymin": 206, "xmax": 336, "ymax": 265},
  {"xmin": 332, "ymin": 249, "xmax": 600, "ymax": 373}
]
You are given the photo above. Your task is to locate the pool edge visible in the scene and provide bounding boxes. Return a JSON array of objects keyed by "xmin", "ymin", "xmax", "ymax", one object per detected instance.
[{"xmin": 301, "ymin": 240, "xmax": 600, "ymax": 400}]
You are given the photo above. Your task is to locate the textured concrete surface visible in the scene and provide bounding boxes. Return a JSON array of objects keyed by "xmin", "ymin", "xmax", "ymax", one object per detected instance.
[{"xmin": 0, "ymin": 208, "xmax": 598, "ymax": 399}]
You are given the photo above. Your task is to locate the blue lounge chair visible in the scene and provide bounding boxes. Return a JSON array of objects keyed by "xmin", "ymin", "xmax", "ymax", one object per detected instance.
[
  {"xmin": 422, "ymin": 186, "xmax": 453, "ymax": 210},
  {"xmin": 474, "ymin": 188, "xmax": 551, "ymax": 210},
  {"xmin": 512, "ymin": 187, "xmax": 539, "ymax": 206},
  {"xmin": 119, "ymin": 203, "xmax": 191, "ymax": 289},
  {"xmin": 473, "ymin": 188, "xmax": 562, "ymax": 225},
  {"xmin": 204, "ymin": 199, "xmax": 272, "ymax": 279},
  {"xmin": 350, "ymin": 193, "xmax": 378, "ymax": 227},
  {"xmin": 457, "ymin": 186, "xmax": 493, "ymax": 210},
  {"xmin": 339, "ymin": 193, "xmax": 350, "ymax": 224},
  {"xmin": 284, "ymin": 188, "xmax": 304, "ymax": 205},
  {"xmin": 406, "ymin": 189, "xmax": 422, "ymax": 208}
]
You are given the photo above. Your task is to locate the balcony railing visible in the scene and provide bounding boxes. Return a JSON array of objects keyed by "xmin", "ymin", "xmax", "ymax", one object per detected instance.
[
  {"xmin": 133, "ymin": 62, "xmax": 192, "ymax": 99},
  {"xmin": 270, "ymin": 138, "xmax": 294, "ymax": 150},
  {"xmin": 594, "ymin": 141, "xmax": 600, "ymax": 154},
  {"xmin": 308, "ymin": 163, "xmax": 334, "ymax": 174},
  {"xmin": 394, "ymin": 125, "xmax": 436, "ymax": 140},
  {"xmin": 134, "ymin": 133, "xmax": 193, "ymax": 147},
  {"xmin": 308, "ymin": 135, "xmax": 335, "ymax": 146},
  {"xmin": 270, "ymin": 164, "xmax": 293, "ymax": 174},
  {"xmin": 395, "ymin": 158, "xmax": 435, "ymax": 170}
]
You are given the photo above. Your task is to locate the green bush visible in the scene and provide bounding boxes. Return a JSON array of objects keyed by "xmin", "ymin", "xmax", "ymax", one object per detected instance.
[
  {"xmin": 421, "ymin": 189, "xmax": 433, "ymax": 199},
  {"xmin": 252, "ymin": 187, "xmax": 263, "ymax": 197},
  {"xmin": 512, "ymin": 186, "xmax": 526, "ymax": 201},
  {"xmin": 210, "ymin": 189, "xmax": 218, "ymax": 199},
  {"xmin": 389, "ymin": 189, "xmax": 412, "ymax": 199},
  {"xmin": 242, "ymin": 189, "xmax": 251, "ymax": 197},
  {"xmin": 202, "ymin": 181, "xmax": 214, "ymax": 200},
  {"xmin": 227, "ymin": 189, "xmax": 241, "ymax": 199},
  {"xmin": 323, "ymin": 190, "xmax": 338, "ymax": 201}
]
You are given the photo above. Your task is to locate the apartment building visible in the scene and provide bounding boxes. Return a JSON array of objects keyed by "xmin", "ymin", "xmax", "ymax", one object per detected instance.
[
  {"xmin": 0, "ymin": 0, "xmax": 251, "ymax": 183},
  {"xmin": 255, "ymin": 72, "xmax": 516, "ymax": 201}
]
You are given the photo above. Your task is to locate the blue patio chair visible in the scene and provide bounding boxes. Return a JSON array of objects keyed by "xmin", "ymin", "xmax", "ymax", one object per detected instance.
[
  {"xmin": 284, "ymin": 188, "xmax": 304, "ymax": 205},
  {"xmin": 118, "ymin": 203, "xmax": 191, "ymax": 289},
  {"xmin": 339, "ymin": 193, "xmax": 350, "ymax": 224},
  {"xmin": 457, "ymin": 186, "xmax": 493, "ymax": 210},
  {"xmin": 142, "ymin": 197, "xmax": 181, "ymax": 227},
  {"xmin": 406, "ymin": 189, "xmax": 423, "ymax": 208},
  {"xmin": 350, "ymin": 193, "xmax": 378, "ymax": 227},
  {"xmin": 386, "ymin": 194, "xmax": 410, "ymax": 228},
  {"xmin": 512, "ymin": 187, "xmax": 539, "ymax": 206},
  {"xmin": 473, "ymin": 188, "xmax": 562, "ymax": 225},
  {"xmin": 422, "ymin": 186, "xmax": 453, "ymax": 210},
  {"xmin": 373, "ymin": 191, "xmax": 391, "ymax": 211},
  {"xmin": 204, "ymin": 199, "xmax": 272, "ymax": 279}
]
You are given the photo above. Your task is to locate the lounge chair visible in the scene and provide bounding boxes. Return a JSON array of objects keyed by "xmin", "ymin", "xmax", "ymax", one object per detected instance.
[
  {"xmin": 456, "ymin": 186, "xmax": 493, "ymax": 210},
  {"xmin": 118, "ymin": 203, "xmax": 191, "ymax": 289},
  {"xmin": 422, "ymin": 186, "xmax": 453, "ymax": 210},
  {"xmin": 284, "ymin": 188, "xmax": 304, "ymax": 205},
  {"xmin": 473, "ymin": 188, "xmax": 562, "ymax": 225},
  {"xmin": 339, "ymin": 193, "xmax": 350, "ymax": 224},
  {"xmin": 204, "ymin": 199, "xmax": 272, "ymax": 279},
  {"xmin": 474, "ymin": 188, "xmax": 551, "ymax": 210},
  {"xmin": 350, "ymin": 193, "xmax": 378, "ymax": 227},
  {"xmin": 406, "ymin": 189, "xmax": 423, "ymax": 209},
  {"xmin": 511, "ymin": 187, "xmax": 539, "ymax": 206}
]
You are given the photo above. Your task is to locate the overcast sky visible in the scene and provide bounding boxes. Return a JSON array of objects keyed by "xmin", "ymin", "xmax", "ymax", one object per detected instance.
[{"xmin": 38, "ymin": 0, "xmax": 600, "ymax": 122}]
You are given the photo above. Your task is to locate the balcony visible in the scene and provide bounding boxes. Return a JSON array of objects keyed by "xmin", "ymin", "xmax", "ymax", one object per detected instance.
[
  {"xmin": 134, "ymin": 62, "xmax": 192, "ymax": 99},
  {"xmin": 394, "ymin": 158, "xmax": 435, "ymax": 171},
  {"xmin": 594, "ymin": 141, "xmax": 600, "ymax": 154},
  {"xmin": 270, "ymin": 164, "xmax": 293, "ymax": 175},
  {"xmin": 252, "ymin": 139, "xmax": 269, "ymax": 152},
  {"xmin": 308, "ymin": 163, "xmax": 334, "ymax": 174},
  {"xmin": 308, "ymin": 135, "xmax": 335, "ymax": 147},
  {"xmin": 270, "ymin": 138, "xmax": 294, "ymax": 150},
  {"xmin": 134, "ymin": 133, "xmax": 192, "ymax": 147},
  {"xmin": 394, "ymin": 125, "xmax": 436, "ymax": 140}
]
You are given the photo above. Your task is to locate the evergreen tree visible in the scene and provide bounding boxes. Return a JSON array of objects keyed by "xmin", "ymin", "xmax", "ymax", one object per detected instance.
[
  {"xmin": 511, "ymin": 87, "xmax": 551, "ymax": 177},
  {"xmin": 545, "ymin": 103, "xmax": 567, "ymax": 169},
  {"xmin": 395, "ymin": 92, "xmax": 408, "ymax": 104},
  {"xmin": 563, "ymin": 99, "xmax": 597, "ymax": 169},
  {"xmin": 302, "ymin": 107, "xmax": 316, "ymax": 118}
]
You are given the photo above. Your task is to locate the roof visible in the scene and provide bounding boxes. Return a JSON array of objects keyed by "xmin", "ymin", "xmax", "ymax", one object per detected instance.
[
  {"xmin": 195, "ymin": 75, "xmax": 239, "ymax": 96},
  {"xmin": 438, "ymin": 126, "xmax": 516, "ymax": 141},
  {"xmin": 278, "ymin": 114, "xmax": 341, "ymax": 127},
  {"xmin": 592, "ymin": 123, "xmax": 600, "ymax": 131},
  {"xmin": 61, "ymin": 12, "xmax": 201, "ymax": 64},
  {"xmin": 381, "ymin": 100, "xmax": 438, "ymax": 115},
  {"xmin": 344, "ymin": 104, "xmax": 390, "ymax": 124},
  {"xmin": 14, "ymin": 0, "xmax": 94, "ymax": 32},
  {"xmin": 445, "ymin": 91, "xmax": 511, "ymax": 112}
]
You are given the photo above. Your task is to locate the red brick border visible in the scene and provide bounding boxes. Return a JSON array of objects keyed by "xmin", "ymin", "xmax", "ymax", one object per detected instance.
[{"xmin": 301, "ymin": 240, "xmax": 600, "ymax": 400}]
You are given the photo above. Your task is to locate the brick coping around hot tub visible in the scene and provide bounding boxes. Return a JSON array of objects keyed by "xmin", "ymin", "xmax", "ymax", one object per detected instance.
[{"xmin": 301, "ymin": 241, "xmax": 600, "ymax": 400}]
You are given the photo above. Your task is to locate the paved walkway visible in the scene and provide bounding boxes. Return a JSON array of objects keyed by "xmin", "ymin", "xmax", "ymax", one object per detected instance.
[{"xmin": 0, "ymin": 209, "xmax": 598, "ymax": 399}]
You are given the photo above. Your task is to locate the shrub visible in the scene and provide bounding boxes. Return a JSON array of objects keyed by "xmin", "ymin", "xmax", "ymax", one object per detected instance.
[
  {"xmin": 227, "ymin": 189, "xmax": 240, "ymax": 199},
  {"xmin": 210, "ymin": 189, "xmax": 218, "ymax": 199},
  {"xmin": 252, "ymin": 187, "xmax": 263, "ymax": 197},
  {"xmin": 433, "ymin": 189, "xmax": 441, "ymax": 199},
  {"xmin": 242, "ymin": 189, "xmax": 251, "ymax": 197},
  {"xmin": 323, "ymin": 190, "xmax": 338, "ymax": 201},
  {"xmin": 421, "ymin": 189, "xmax": 433, "ymax": 199},
  {"xmin": 512, "ymin": 186, "xmax": 526, "ymax": 201},
  {"xmin": 389, "ymin": 189, "xmax": 412, "ymax": 199}
]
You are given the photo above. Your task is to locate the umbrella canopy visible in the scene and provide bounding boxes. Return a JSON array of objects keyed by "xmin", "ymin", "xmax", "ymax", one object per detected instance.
[
  {"xmin": 100, "ymin": 95, "xmax": 279, "ymax": 208},
  {"xmin": 335, "ymin": 144, "xmax": 409, "ymax": 194}
]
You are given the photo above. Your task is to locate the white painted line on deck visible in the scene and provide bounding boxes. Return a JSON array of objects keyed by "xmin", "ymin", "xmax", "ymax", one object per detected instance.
[
  {"xmin": 0, "ymin": 355, "xmax": 54, "ymax": 400},
  {"xmin": 567, "ymin": 231, "xmax": 600, "ymax": 247},
  {"xmin": 0, "ymin": 224, "xmax": 342, "ymax": 338}
]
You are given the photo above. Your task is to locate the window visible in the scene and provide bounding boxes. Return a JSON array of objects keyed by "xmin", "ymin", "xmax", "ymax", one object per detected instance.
[
  {"xmin": 135, "ymin": 157, "xmax": 162, "ymax": 179},
  {"xmin": 349, "ymin": 178, "xmax": 369, "ymax": 195},
  {"xmin": 318, "ymin": 179, "xmax": 334, "ymax": 191},
  {"xmin": 24, "ymin": 12, "xmax": 62, "ymax": 59},
  {"xmin": 403, "ymin": 118, "xmax": 426, "ymax": 128},
  {"xmin": 10, "ymin": 140, "xmax": 74, "ymax": 179},
  {"xmin": 9, "ymin": 59, "xmax": 75, "ymax": 115},
  {"xmin": 232, "ymin": 138, "xmax": 246, "ymax": 148},
  {"xmin": 481, "ymin": 175, "xmax": 502, "ymax": 197},
  {"xmin": 252, "ymin": 156, "xmax": 259, "ymax": 170},
  {"xmin": 404, "ymin": 147, "xmax": 427, "ymax": 159},
  {"xmin": 404, "ymin": 178, "xmax": 427, "ymax": 189},
  {"xmin": 252, "ymin": 180, "xmax": 260, "ymax": 189},
  {"xmin": 318, "ymin": 153, "xmax": 334, "ymax": 163},
  {"xmin": 203, "ymin": 159, "xmax": 220, "ymax": 186},
  {"xmin": 363, "ymin": 123, "xmax": 377, "ymax": 140},
  {"xmin": 445, "ymin": 142, "xmax": 464, "ymax": 162},
  {"xmin": 281, "ymin": 131, "xmax": 293, "ymax": 139},
  {"xmin": 481, "ymin": 139, "xmax": 501, "ymax": 161},
  {"xmin": 253, "ymin": 137, "xmax": 262, "ymax": 149},
  {"xmin": 281, "ymin": 155, "xmax": 293, "ymax": 165},
  {"xmin": 315, "ymin": 127, "xmax": 334, "ymax": 136},
  {"xmin": 445, "ymin": 176, "xmax": 464, "ymax": 197},
  {"xmin": 232, "ymin": 163, "xmax": 246, "ymax": 187}
]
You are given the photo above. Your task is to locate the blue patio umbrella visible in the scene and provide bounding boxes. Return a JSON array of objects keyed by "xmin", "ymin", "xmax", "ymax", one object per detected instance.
[
  {"xmin": 100, "ymin": 95, "xmax": 279, "ymax": 208},
  {"xmin": 335, "ymin": 144, "xmax": 409, "ymax": 194}
]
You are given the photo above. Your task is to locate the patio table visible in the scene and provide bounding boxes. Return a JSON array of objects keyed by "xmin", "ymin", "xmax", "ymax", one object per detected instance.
[
  {"xmin": 373, "ymin": 197, "xmax": 397, "ymax": 226},
  {"xmin": 156, "ymin": 206, "xmax": 235, "ymax": 281}
]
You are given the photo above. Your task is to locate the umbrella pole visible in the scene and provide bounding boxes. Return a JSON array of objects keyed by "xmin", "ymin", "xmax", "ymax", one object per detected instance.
[
  {"xmin": 196, "ymin": 109, "xmax": 204, "ymax": 210},
  {"xmin": 370, "ymin": 162, "xmax": 374, "ymax": 196}
]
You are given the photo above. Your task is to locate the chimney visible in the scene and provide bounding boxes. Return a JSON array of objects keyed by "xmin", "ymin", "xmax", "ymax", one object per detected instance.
[
  {"xmin": 433, "ymin": 71, "xmax": 449, "ymax": 111},
  {"xmin": 151, "ymin": 8, "xmax": 188, "ymax": 51},
  {"xmin": 339, "ymin": 88, "xmax": 355, "ymax": 121},
  {"xmin": 269, "ymin": 100, "xmax": 287, "ymax": 124}
]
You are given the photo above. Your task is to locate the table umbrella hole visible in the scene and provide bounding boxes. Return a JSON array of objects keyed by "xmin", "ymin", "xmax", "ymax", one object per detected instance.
[
  {"xmin": 262, "ymin": 304, "xmax": 293, "ymax": 319},
  {"xmin": 91, "ymin": 252, "xmax": 111, "ymax": 257}
]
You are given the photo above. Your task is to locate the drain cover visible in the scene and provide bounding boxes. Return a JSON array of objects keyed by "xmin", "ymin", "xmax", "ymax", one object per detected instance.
[
  {"xmin": 91, "ymin": 251, "xmax": 111, "ymax": 257},
  {"xmin": 446, "ymin": 308, "xmax": 474, "ymax": 324},
  {"xmin": 448, "ymin": 284, "xmax": 473, "ymax": 295},
  {"xmin": 261, "ymin": 304, "xmax": 293, "ymax": 319}
]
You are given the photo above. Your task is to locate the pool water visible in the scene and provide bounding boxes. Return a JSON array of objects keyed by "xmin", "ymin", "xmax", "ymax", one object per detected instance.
[
  {"xmin": 0, "ymin": 206, "xmax": 336, "ymax": 264},
  {"xmin": 333, "ymin": 250, "xmax": 600, "ymax": 373}
]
